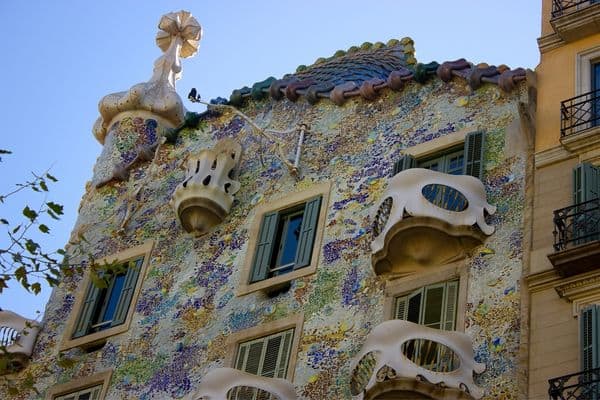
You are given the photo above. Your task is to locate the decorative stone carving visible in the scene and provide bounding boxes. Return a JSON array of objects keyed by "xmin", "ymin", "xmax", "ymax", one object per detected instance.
[
  {"xmin": 93, "ymin": 11, "xmax": 202, "ymax": 144},
  {"xmin": 171, "ymin": 138, "xmax": 242, "ymax": 236},
  {"xmin": 0, "ymin": 310, "xmax": 41, "ymax": 373},
  {"xmin": 371, "ymin": 168, "xmax": 496, "ymax": 275},
  {"xmin": 350, "ymin": 320, "xmax": 485, "ymax": 399},
  {"xmin": 193, "ymin": 367, "xmax": 297, "ymax": 400}
]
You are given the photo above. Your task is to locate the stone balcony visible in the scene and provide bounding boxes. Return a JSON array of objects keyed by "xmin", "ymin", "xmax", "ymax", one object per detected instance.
[
  {"xmin": 350, "ymin": 320, "xmax": 485, "ymax": 400},
  {"xmin": 0, "ymin": 310, "xmax": 41, "ymax": 374},
  {"xmin": 371, "ymin": 168, "xmax": 495, "ymax": 276},
  {"xmin": 193, "ymin": 367, "xmax": 297, "ymax": 400},
  {"xmin": 550, "ymin": 0, "xmax": 600, "ymax": 43}
]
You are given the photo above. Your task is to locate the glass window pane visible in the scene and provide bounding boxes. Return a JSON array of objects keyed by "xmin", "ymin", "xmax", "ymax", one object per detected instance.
[
  {"xmin": 446, "ymin": 154, "xmax": 464, "ymax": 175},
  {"xmin": 423, "ymin": 286, "xmax": 444, "ymax": 328},
  {"xmin": 407, "ymin": 292, "xmax": 421, "ymax": 323},
  {"xmin": 101, "ymin": 272, "xmax": 126, "ymax": 325},
  {"xmin": 278, "ymin": 213, "xmax": 303, "ymax": 267}
]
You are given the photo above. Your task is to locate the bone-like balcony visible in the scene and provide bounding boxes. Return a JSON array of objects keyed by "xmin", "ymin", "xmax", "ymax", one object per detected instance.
[
  {"xmin": 194, "ymin": 367, "xmax": 297, "ymax": 400},
  {"xmin": 350, "ymin": 320, "xmax": 485, "ymax": 400},
  {"xmin": 371, "ymin": 168, "xmax": 495, "ymax": 276},
  {"xmin": 0, "ymin": 310, "xmax": 41, "ymax": 374}
]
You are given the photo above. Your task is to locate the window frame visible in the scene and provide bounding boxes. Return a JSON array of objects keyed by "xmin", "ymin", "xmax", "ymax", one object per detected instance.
[
  {"xmin": 60, "ymin": 241, "xmax": 154, "ymax": 351},
  {"xmin": 384, "ymin": 260, "xmax": 468, "ymax": 332},
  {"xmin": 237, "ymin": 183, "xmax": 331, "ymax": 296},
  {"xmin": 46, "ymin": 370, "xmax": 112, "ymax": 400},
  {"xmin": 225, "ymin": 314, "xmax": 304, "ymax": 382},
  {"xmin": 395, "ymin": 128, "xmax": 485, "ymax": 180}
]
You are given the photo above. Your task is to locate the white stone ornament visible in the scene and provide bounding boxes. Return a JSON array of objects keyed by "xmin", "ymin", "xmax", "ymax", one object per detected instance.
[
  {"xmin": 93, "ymin": 11, "xmax": 202, "ymax": 144},
  {"xmin": 371, "ymin": 168, "xmax": 496, "ymax": 273},
  {"xmin": 171, "ymin": 138, "xmax": 242, "ymax": 236},
  {"xmin": 350, "ymin": 320, "xmax": 486, "ymax": 399},
  {"xmin": 193, "ymin": 367, "xmax": 297, "ymax": 400},
  {"xmin": 0, "ymin": 310, "xmax": 41, "ymax": 372}
]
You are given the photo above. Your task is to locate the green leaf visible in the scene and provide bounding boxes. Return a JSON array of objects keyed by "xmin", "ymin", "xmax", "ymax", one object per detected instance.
[
  {"xmin": 14, "ymin": 266, "xmax": 26, "ymax": 281},
  {"xmin": 45, "ymin": 275, "xmax": 59, "ymax": 287},
  {"xmin": 31, "ymin": 282, "xmax": 41, "ymax": 294},
  {"xmin": 46, "ymin": 173, "xmax": 58, "ymax": 182},
  {"xmin": 46, "ymin": 201, "xmax": 64, "ymax": 216},
  {"xmin": 22, "ymin": 206, "xmax": 38, "ymax": 221},
  {"xmin": 90, "ymin": 272, "xmax": 108, "ymax": 289},
  {"xmin": 0, "ymin": 149, "xmax": 12, "ymax": 155},
  {"xmin": 39, "ymin": 180, "xmax": 48, "ymax": 192},
  {"xmin": 0, "ymin": 218, "xmax": 7, "ymax": 224},
  {"xmin": 11, "ymin": 224, "xmax": 20, "ymax": 234},
  {"xmin": 38, "ymin": 224, "xmax": 50, "ymax": 233},
  {"xmin": 25, "ymin": 240, "xmax": 39, "ymax": 254}
]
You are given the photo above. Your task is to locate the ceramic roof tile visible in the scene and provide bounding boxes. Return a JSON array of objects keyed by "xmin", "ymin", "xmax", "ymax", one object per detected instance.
[{"xmin": 217, "ymin": 38, "xmax": 527, "ymax": 107}]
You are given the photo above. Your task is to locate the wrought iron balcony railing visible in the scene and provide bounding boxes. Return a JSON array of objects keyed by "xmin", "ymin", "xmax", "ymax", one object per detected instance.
[
  {"xmin": 553, "ymin": 198, "xmax": 600, "ymax": 251},
  {"xmin": 549, "ymin": 368, "xmax": 600, "ymax": 399},
  {"xmin": 561, "ymin": 88, "xmax": 600, "ymax": 137},
  {"xmin": 552, "ymin": 0, "xmax": 600, "ymax": 19}
]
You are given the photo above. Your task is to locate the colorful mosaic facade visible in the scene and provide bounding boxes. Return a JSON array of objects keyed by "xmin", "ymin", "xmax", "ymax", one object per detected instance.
[{"xmin": 2, "ymin": 17, "xmax": 532, "ymax": 399}]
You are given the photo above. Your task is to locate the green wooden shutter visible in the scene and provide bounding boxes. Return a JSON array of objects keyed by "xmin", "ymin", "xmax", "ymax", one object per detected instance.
[
  {"xmin": 250, "ymin": 212, "xmax": 279, "ymax": 283},
  {"xmin": 463, "ymin": 131, "xmax": 485, "ymax": 179},
  {"xmin": 395, "ymin": 296, "xmax": 408, "ymax": 320},
  {"xmin": 260, "ymin": 333, "xmax": 283, "ymax": 378},
  {"xmin": 443, "ymin": 281, "xmax": 459, "ymax": 331},
  {"xmin": 72, "ymin": 281, "xmax": 101, "ymax": 338},
  {"xmin": 573, "ymin": 163, "xmax": 600, "ymax": 204},
  {"xmin": 243, "ymin": 341, "xmax": 265, "ymax": 375},
  {"xmin": 581, "ymin": 305, "xmax": 600, "ymax": 371},
  {"xmin": 276, "ymin": 329, "xmax": 294, "ymax": 378},
  {"xmin": 111, "ymin": 258, "xmax": 143, "ymax": 326},
  {"xmin": 294, "ymin": 196, "xmax": 322, "ymax": 269},
  {"xmin": 392, "ymin": 154, "xmax": 416, "ymax": 176}
]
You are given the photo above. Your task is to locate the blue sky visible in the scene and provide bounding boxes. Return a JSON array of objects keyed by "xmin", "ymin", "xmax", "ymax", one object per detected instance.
[{"xmin": 0, "ymin": 1, "xmax": 541, "ymax": 319}]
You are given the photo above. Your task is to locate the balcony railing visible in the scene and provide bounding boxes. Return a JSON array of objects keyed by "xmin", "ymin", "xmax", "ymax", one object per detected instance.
[
  {"xmin": 553, "ymin": 198, "xmax": 600, "ymax": 251},
  {"xmin": 561, "ymin": 88, "xmax": 600, "ymax": 137},
  {"xmin": 549, "ymin": 368, "xmax": 600, "ymax": 399},
  {"xmin": 552, "ymin": 0, "xmax": 600, "ymax": 18}
]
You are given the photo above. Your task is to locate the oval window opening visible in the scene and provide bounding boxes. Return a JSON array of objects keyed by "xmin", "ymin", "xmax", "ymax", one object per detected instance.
[
  {"xmin": 401, "ymin": 338, "xmax": 460, "ymax": 372},
  {"xmin": 421, "ymin": 184, "xmax": 468, "ymax": 212}
]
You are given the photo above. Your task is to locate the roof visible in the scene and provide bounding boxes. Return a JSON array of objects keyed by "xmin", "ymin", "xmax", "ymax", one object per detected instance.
[{"xmin": 223, "ymin": 37, "xmax": 527, "ymax": 107}]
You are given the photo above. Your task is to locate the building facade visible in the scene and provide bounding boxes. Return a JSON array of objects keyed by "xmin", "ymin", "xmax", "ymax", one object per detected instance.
[
  {"xmin": 527, "ymin": 0, "xmax": 600, "ymax": 399},
  {"xmin": 1, "ymin": 9, "xmax": 536, "ymax": 400}
]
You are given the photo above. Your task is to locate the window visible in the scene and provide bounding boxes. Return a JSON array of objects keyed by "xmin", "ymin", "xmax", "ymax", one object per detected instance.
[
  {"xmin": 580, "ymin": 305, "xmax": 600, "ymax": 371},
  {"xmin": 72, "ymin": 257, "xmax": 143, "ymax": 338},
  {"xmin": 46, "ymin": 370, "xmax": 112, "ymax": 400},
  {"xmin": 394, "ymin": 280, "xmax": 459, "ymax": 372},
  {"xmin": 238, "ymin": 183, "xmax": 330, "ymax": 296},
  {"xmin": 230, "ymin": 329, "xmax": 294, "ymax": 400},
  {"xmin": 250, "ymin": 196, "xmax": 321, "ymax": 283},
  {"xmin": 394, "ymin": 280, "xmax": 459, "ymax": 330},
  {"xmin": 224, "ymin": 315, "xmax": 303, "ymax": 400},
  {"xmin": 393, "ymin": 131, "xmax": 485, "ymax": 179},
  {"xmin": 55, "ymin": 385, "xmax": 103, "ymax": 400},
  {"xmin": 418, "ymin": 147, "xmax": 464, "ymax": 175},
  {"xmin": 61, "ymin": 241, "xmax": 153, "ymax": 350}
]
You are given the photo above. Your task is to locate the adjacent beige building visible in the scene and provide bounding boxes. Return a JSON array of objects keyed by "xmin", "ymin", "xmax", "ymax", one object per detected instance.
[{"xmin": 527, "ymin": 0, "xmax": 600, "ymax": 399}]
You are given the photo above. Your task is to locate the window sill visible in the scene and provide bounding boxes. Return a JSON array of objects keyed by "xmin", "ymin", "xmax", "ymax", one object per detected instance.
[
  {"xmin": 236, "ymin": 264, "xmax": 317, "ymax": 296},
  {"xmin": 60, "ymin": 323, "xmax": 129, "ymax": 351}
]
